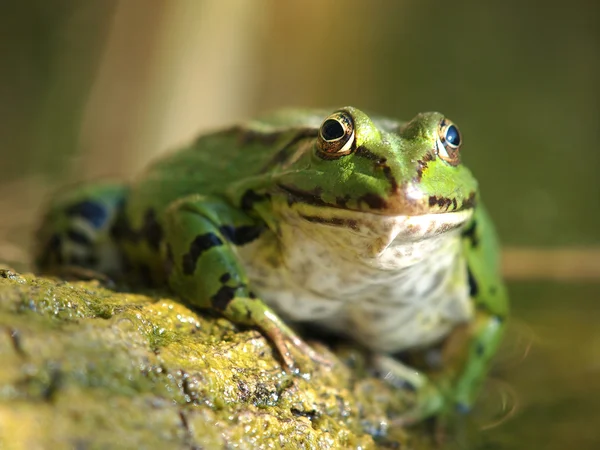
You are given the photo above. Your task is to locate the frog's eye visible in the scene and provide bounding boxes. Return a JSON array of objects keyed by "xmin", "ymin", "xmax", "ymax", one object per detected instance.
[
  {"xmin": 436, "ymin": 119, "xmax": 462, "ymax": 166},
  {"xmin": 316, "ymin": 112, "xmax": 355, "ymax": 158}
]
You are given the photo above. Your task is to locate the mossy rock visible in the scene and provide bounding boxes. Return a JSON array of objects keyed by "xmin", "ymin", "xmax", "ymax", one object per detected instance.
[{"xmin": 0, "ymin": 268, "xmax": 430, "ymax": 449}]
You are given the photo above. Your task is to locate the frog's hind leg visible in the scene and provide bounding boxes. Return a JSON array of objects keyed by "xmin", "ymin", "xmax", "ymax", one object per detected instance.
[{"xmin": 36, "ymin": 182, "xmax": 129, "ymax": 281}]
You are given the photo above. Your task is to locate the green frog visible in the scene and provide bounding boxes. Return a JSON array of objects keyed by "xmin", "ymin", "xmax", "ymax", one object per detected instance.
[{"xmin": 36, "ymin": 107, "xmax": 508, "ymax": 422}]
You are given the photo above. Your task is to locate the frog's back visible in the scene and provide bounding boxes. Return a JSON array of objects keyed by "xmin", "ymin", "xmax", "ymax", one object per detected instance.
[{"xmin": 126, "ymin": 109, "xmax": 333, "ymax": 225}]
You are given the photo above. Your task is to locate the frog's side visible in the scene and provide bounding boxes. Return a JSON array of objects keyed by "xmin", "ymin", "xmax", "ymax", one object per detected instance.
[{"xmin": 36, "ymin": 107, "xmax": 508, "ymax": 421}]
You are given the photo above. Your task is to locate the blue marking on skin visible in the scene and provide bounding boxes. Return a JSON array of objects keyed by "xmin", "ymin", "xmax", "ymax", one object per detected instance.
[
  {"xmin": 66, "ymin": 201, "xmax": 108, "ymax": 229},
  {"xmin": 456, "ymin": 403, "xmax": 471, "ymax": 414}
]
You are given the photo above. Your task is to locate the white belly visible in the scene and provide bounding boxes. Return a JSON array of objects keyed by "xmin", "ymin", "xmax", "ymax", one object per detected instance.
[{"xmin": 237, "ymin": 209, "xmax": 474, "ymax": 353}]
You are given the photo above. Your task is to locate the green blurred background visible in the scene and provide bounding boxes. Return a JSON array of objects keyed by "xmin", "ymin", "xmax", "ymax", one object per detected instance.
[{"xmin": 1, "ymin": 1, "xmax": 599, "ymax": 448}]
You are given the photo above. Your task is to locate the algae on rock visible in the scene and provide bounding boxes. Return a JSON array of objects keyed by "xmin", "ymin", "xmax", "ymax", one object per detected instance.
[{"xmin": 0, "ymin": 268, "xmax": 421, "ymax": 449}]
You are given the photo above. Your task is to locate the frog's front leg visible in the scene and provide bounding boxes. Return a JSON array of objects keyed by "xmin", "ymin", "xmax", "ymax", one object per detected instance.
[
  {"xmin": 162, "ymin": 194, "xmax": 327, "ymax": 373},
  {"xmin": 376, "ymin": 310, "xmax": 505, "ymax": 424}
]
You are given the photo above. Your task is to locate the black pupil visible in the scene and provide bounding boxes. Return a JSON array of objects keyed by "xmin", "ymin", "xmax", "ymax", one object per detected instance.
[
  {"xmin": 321, "ymin": 119, "xmax": 345, "ymax": 141},
  {"xmin": 445, "ymin": 125, "xmax": 461, "ymax": 146}
]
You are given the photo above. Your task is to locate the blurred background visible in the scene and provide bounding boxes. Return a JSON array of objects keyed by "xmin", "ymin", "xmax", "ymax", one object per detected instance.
[{"xmin": 1, "ymin": 0, "xmax": 598, "ymax": 448}]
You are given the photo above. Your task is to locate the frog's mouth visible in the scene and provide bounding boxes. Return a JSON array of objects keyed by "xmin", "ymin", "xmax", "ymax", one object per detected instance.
[
  {"xmin": 276, "ymin": 184, "xmax": 473, "ymax": 248},
  {"xmin": 296, "ymin": 207, "xmax": 472, "ymax": 244},
  {"xmin": 276, "ymin": 183, "xmax": 476, "ymax": 219}
]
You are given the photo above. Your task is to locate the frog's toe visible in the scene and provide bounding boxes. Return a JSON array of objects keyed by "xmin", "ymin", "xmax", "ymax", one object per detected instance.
[
  {"xmin": 390, "ymin": 386, "xmax": 445, "ymax": 427},
  {"xmin": 372, "ymin": 354, "xmax": 446, "ymax": 424},
  {"xmin": 267, "ymin": 321, "xmax": 335, "ymax": 373}
]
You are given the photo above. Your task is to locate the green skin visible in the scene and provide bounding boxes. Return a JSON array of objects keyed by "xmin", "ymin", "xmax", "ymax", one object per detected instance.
[{"xmin": 36, "ymin": 107, "xmax": 508, "ymax": 422}]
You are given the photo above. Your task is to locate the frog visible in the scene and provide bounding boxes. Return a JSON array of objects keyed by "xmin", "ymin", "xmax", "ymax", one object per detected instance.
[{"xmin": 35, "ymin": 106, "xmax": 508, "ymax": 422}]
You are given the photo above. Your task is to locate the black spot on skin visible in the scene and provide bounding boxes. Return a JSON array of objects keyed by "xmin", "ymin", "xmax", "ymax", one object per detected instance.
[
  {"xmin": 428, "ymin": 194, "xmax": 477, "ymax": 212},
  {"xmin": 415, "ymin": 152, "xmax": 435, "ymax": 181},
  {"xmin": 219, "ymin": 273, "xmax": 231, "ymax": 283},
  {"xmin": 240, "ymin": 190, "xmax": 270, "ymax": 211},
  {"xmin": 110, "ymin": 214, "xmax": 139, "ymax": 243},
  {"xmin": 355, "ymin": 147, "xmax": 399, "ymax": 193},
  {"xmin": 142, "ymin": 209, "xmax": 163, "ymax": 250},
  {"xmin": 467, "ymin": 266, "xmax": 479, "ymax": 298},
  {"xmin": 382, "ymin": 165, "xmax": 398, "ymax": 191},
  {"xmin": 211, "ymin": 285, "xmax": 238, "ymax": 311},
  {"xmin": 461, "ymin": 192, "xmax": 477, "ymax": 210},
  {"xmin": 461, "ymin": 220, "xmax": 479, "ymax": 247},
  {"xmin": 182, "ymin": 233, "xmax": 223, "ymax": 275},
  {"xmin": 219, "ymin": 225, "xmax": 263, "ymax": 246},
  {"xmin": 164, "ymin": 244, "xmax": 175, "ymax": 276},
  {"xmin": 66, "ymin": 228, "xmax": 93, "ymax": 246},
  {"xmin": 111, "ymin": 209, "xmax": 164, "ymax": 250},
  {"xmin": 475, "ymin": 342, "xmax": 485, "ymax": 357},
  {"xmin": 428, "ymin": 195, "xmax": 453, "ymax": 211},
  {"xmin": 277, "ymin": 184, "xmax": 331, "ymax": 208},
  {"xmin": 359, "ymin": 193, "xmax": 387, "ymax": 210},
  {"xmin": 65, "ymin": 201, "xmax": 108, "ymax": 229}
]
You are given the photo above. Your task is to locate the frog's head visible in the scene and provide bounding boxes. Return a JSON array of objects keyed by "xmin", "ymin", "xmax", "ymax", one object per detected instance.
[{"xmin": 276, "ymin": 107, "xmax": 477, "ymax": 228}]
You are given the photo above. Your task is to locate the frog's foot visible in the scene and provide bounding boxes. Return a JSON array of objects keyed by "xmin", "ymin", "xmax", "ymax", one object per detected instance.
[
  {"xmin": 372, "ymin": 354, "xmax": 446, "ymax": 426},
  {"xmin": 260, "ymin": 310, "xmax": 334, "ymax": 373},
  {"xmin": 228, "ymin": 297, "xmax": 334, "ymax": 373}
]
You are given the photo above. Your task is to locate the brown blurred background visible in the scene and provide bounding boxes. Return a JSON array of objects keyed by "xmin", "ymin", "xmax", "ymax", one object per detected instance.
[{"xmin": 1, "ymin": 1, "xmax": 599, "ymax": 448}]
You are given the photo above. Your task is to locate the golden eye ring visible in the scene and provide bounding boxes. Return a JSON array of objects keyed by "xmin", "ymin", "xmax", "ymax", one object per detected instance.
[{"xmin": 316, "ymin": 111, "xmax": 355, "ymax": 158}]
